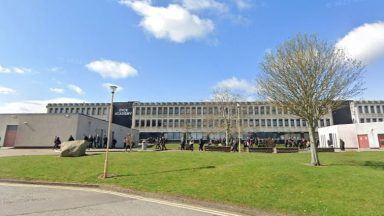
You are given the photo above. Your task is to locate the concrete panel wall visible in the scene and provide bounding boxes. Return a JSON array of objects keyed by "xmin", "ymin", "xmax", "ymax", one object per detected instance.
[{"xmin": 0, "ymin": 114, "xmax": 78, "ymax": 147}]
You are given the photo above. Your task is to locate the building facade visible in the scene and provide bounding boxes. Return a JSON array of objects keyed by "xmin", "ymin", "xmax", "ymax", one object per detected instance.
[{"xmin": 350, "ymin": 101, "xmax": 384, "ymax": 124}]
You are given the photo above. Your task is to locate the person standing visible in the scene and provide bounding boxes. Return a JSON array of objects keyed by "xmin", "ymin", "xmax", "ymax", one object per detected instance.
[
  {"xmin": 189, "ymin": 139, "xmax": 194, "ymax": 151},
  {"xmin": 199, "ymin": 137, "xmax": 204, "ymax": 151},
  {"xmin": 103, "ymin": 136, "xmax": 108, "ymax": 148},
  {"xmin": 68, "ymin": 135, "xmax": 74, "ymax": 141},
  {"xmin": 125, "ymin": 134, "xmax": 133, "ymax": 152},
  {"xmin": 53, "ymin": 136, "xmax": 61, "ymax": 150}
]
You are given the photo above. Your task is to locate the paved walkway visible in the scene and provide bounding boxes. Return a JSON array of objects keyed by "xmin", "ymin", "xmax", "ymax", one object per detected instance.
[
  {"xmin": 0, "ymin": 148, "xmax": 59, "ymax": 157},
  {"xmin": 0, "ymin": 183, "xmax": 242, "ymax": 216}
]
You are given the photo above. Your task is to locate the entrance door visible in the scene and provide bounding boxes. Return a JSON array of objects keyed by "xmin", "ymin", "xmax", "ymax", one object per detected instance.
[
  {"xmin": 357, "ymin": 134, "xmax": 369, "ymax": 149},
  {"xmin": 4, "ymin": 125, "xmax": 18, "ymax": 147},
  {"xmin": 378, "ymin": 134, "xmax": 384, "ymax": 148}
]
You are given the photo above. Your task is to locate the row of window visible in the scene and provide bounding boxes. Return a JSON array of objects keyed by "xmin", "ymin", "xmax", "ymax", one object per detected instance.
[
  {"xmin": 48, "ymin": 107, "xmax": 108, "ymax": 115},
  {"xmin": 134, "ymin": 118, "xmax": 332, "ymax": 128},
  {"xmin": 359, "ymin": 118, "xmax": 384, "ymax": 123},
  {"xmin": 134, "ymin": 106, "xmax": 294, "ymax": 116},
  {"xmin": 358, "ymin": 105, "xmax": 384, "ymax": 114}
]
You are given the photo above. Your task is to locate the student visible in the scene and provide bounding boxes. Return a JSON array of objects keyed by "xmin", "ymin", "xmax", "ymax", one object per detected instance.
[
  {"xmin": 53, "ymin": 136, "xmax": 61, "ymax": 150},
  {"xmin": 199, "ymin": 137, "xmax": 204, "ymax": 151},
  {"xmin": 68, "ymin": 135, "xmax": 74, "ymax": 141},
  {"xmin": 189, "ymin": 139, "xmax": 194, "ymax": 151}
]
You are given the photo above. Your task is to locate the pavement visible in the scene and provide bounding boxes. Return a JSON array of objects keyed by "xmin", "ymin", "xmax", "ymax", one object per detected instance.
[
  {"xmin": 0, "ymin": 148, "xmax": 59, "ymax": 157},
  {"xmin": 0, "ymin": 182, "xmax": 243, "ymax": 216}
]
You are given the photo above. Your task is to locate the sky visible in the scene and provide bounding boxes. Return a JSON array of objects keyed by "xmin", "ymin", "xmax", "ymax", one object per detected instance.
[{"xmin": 1, "ymin": 0, "xmax": 384, "ymax": 113}]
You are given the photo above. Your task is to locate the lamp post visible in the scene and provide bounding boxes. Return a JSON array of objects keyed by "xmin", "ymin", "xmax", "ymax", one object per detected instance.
[
  {"xmin": 237, "ymin": 103, "xmax": 241, "ymax": 153},
  {"xmin": 103, "ymin": 85, "xmax": 117, "ymax": 179}
]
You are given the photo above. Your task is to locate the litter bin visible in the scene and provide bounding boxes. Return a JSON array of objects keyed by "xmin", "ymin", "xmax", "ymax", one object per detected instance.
[{"xmin": 141, "ymin": 141, "xmax": 147, "ymax": 150}]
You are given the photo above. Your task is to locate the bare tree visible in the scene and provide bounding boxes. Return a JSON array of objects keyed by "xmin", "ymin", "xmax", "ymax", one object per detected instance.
[
  {"xmin": 258, "ymin": 34, "xmax": 364, "ymax": 166},
  {"xmin": 210, "ymin": 88, "xmax": 245, "ymax": 146}
]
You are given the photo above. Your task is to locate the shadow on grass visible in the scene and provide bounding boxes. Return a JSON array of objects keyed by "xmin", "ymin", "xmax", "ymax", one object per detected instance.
[
  {"xmin": 331, "ymin": 160, "xmax": 384, "ymax": 170},
  {"xmin": 113, "ymin": 165, "xmax": 216, "ymax": 178}
]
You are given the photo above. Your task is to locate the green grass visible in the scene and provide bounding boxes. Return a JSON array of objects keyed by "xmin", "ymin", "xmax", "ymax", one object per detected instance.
[{"xmin": 0, "ymin": 151, "xmax": 383, "ymax": 215}]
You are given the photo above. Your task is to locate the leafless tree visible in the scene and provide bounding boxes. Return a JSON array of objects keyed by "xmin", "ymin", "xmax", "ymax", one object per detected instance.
[
  {"xmin": 210, "ymin": 88, "xmax": 245, "ymax": 146},
  {"xmin": 258, "ymin": 34, "xmax": 364, "ymax": 166}
]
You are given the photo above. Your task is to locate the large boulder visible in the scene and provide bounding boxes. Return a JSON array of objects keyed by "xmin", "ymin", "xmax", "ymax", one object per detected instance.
[{"xmin": 60, "ymin": 140, "xmax": 88, "ymax": 157}]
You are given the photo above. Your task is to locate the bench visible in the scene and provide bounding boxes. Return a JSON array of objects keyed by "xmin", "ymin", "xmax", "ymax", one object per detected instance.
[
  {"xmin": 276, "ymin": 147, "xmax": 299, "ymax": 153},
  {"xmin": 204, "ymin": 146, "xmax": 231, "ymax": 152},
  {"xmin": 317, "ymin": 148, "xmax": 335, "ymax": 152},
  {"xmin": 248, "ymin": 147, "xmax": 274, "ymax": 153}
]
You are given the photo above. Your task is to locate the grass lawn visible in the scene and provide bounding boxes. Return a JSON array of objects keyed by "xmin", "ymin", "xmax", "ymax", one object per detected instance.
[{"xmin": 0, "ymin": 151, "xmax": 383, "ymax": 215}]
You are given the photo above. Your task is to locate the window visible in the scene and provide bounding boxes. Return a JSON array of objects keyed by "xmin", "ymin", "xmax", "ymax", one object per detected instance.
[
  {"xmin": 320, "ymin": 119, "xmax": 324, "ymax": 127},
  {"xmin": 326, "ymin": 119, "xmax": 331, "ymax": 126},
  {"xmin": 135, "ymin": 120, "xmax": 139, "ymax": 127},
  {"xmin": 152, "ymin": 107, "xmax": 157, "ymax": 115},
  {"xmin": 174, "ymin": 119, "xmax": 179, "ymax": 127},
  {"xmin": 203, "ymin": 107, "xmax": 207, "ymax": 114},
  {"xmin": 197, "ymin": 119, "xmax": 202, "ymax": 127},
  {"xmin": 278, "ymin": 108, "xmax": 282, "ymax": 114},
  {"xmin": 163, "ymin": 119, "xmax": 167, "ymax": 127},
  {"xmin": 146, "ymin": 107, "xmax": 151, "ymax": 115},
  {"xmin": 379, "ymin": 118, "xmax": 383, "ymax": 122},
  {"xmin": 169, "ymin": 107, "xmax": 174, "ymax": 115},
  {"xmin": 255, "ymin": 106, "xmax": 259, "ymax": 115},
  {"xmin": 273, "ymin": 119, "xmax": 277, "ymax": 127},
  {"xmin": 364, "ymin": 106, "xmax": 369, "ymax": 113},
  {"xmin": 197, "ymin": 107, "xmax": 202, "ymax": 114},
  {"xmin": 92, "ymin": 108, "xmax": 96, "ymax": 115},
  {"xmin": 214, "ymin": 107, "xmax": 218, "ymax": 115},
  {"xmin": 141, "ymin": 107, "xmax": 145, "ymax": 115},
  {"xmin": 180, "ymin": 107, "xmax": 185, "ymax": 114},
  {"xmin": 71, "ymin": 108, "xmax": 75, "ymax": 113},
  {"xmin": 60, "ymin": 108, "xmax": 64, "ymax": 113},
  {"xmin": 248, "ymin": 107, "xmax": 253, "ymax": 115},
  {"xmin": 135, "ymin": 107, "xmax": 140, "ymax": 115},
  {"xmin": 243, "ymin": 119, "xmax": 248, "ymax": 127},
  {"xmin": 296, "ymin": 119, "xmax": 301, "ymax": 127},
  {"xmin": 169, "ymin": 119, "xmax": 173, "ymax": 127},
  {"xmin": 193, "ymin": 119, "xmax": 197, "ymax": 127},
  {"xmin": 175, "ymin": 107, "xmax": 179, "ymax": 114},
  {"xmin": 261, "ymin": 119, "xmax": 266, "ymax": 126},
  {"xmin": 372, "ymin": 118, "xmax": 377, "ymax": 122},
  {"xmin": 157, "ymin": 120, "xmax": 162, "ymax": 127},
  {"xmin": 284, "ymin": 119, "xmax": 289, "ymax": 127},
  {"xmin": 302, "ymin": 119, "xmax": 307, "ymax": 127},
  {"xmin": 249, "ymin": 119, "xmax": 254, "ymax": 127},
  {"xmin": 140, "ymin": 120, "xmax": 145, "ymax": 127},
  {"xmin": 180, "ymin": 119, "xmax": 184, "ymax": 127},
  {"xmin": 358, "ymin": 106, "xmax": 363, "ymax": 113},
  {"xmin": 158, "ymin": 107, "xmax": 163, "ymax": 115},
  {"xmin": 192, "ymin": 107, "xmax": 196, "ymax": 115},
  {"xmin": 255, "ymin": 119, "xmax": 260, "ymax": 126},
  {"xmin": 370, "ymin": 106, "xmax": 375, "ymax": 113},
  {"xmin": 267, "ymin": 119, "xmax": 271, "ymax": 127},
  {"xmin": 152, "ymin": 120, "xmax": 156, "ymax": 127},
  {"xmin": 271, "ymin": 107, "xmax": 276, "ymax": 115},
  {"xmin": 360, "ymin": 118, "xmax": 365, "ymax": 123},
  {"xmin": 76, "ymin": 108, "xmax": 80, "ymax": 113},
  {"xmin": 186, "ymin": 107, "xmax": 191, "ymax": 114},
  {"xmin": 163, "ymin": 107, "xmax": 168, "ymax": 115},
  {"xmin": 208, "ymin": 107, "xmax": 212, "ymax": 114},
  {"xmin": 377, "ymin": 105, "xmax": 381, "ymax": 113},
  {"xmin": 366, "ymin": 118, "xmax": 371, "ymax": 123},
  {"xmin": 146, "ymin": 120, "xmax": 151, "ymax": 127},
  {"xmin": 279, "ymin": 119, "xmax": 283, "ymax": 127},
  {"xmin": 103, "ymin": 108, "xmax": 107, "ymax": 115},
  {"xmin": 260, "ymin": 106, "xmax": 265, "ymax": 115},
  {"xmin": 266, "ymin": 106, "xmax": 270, "ymax": 115},
  {"xmin": 290, "ymin": 119, "xmax": 295, "ymax": 127}
]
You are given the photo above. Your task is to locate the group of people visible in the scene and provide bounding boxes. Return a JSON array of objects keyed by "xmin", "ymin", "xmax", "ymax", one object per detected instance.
[
  {"xmin": 53, "ymin": 134, "xmax": 120, "ymax": 150},
  {"xmin": 52, "ymin": 135, "xmax": 75, "ymax": 150}
]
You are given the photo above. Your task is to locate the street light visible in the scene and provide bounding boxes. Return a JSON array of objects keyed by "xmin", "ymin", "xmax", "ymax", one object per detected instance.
[
  {"xmin": 237, "ymin": 103, "xmax": 241, "ymax": 153},
  {"xmin": 103, "ymin": 85, "xmax": 117, "ymax": 179}
]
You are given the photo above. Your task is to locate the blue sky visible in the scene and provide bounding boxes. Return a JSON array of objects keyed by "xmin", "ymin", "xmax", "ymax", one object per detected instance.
[{"xmin": 0, "ymin": 0, "xmax": 384, "ymax": 113}]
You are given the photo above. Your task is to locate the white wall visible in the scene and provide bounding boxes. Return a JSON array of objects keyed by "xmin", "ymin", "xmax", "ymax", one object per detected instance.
[{"xmin": 355, "ymin": 122, "xmax": 384, "ymax": 148}]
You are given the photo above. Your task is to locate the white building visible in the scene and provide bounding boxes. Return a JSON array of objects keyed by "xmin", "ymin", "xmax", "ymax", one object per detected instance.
[
  {"xmin": 318, "ymin": 122, "xmax": 384, "ymax": 150},
  {"xmin": 0, "ymin": 113, "xmax": 138, "ymax": 148}
]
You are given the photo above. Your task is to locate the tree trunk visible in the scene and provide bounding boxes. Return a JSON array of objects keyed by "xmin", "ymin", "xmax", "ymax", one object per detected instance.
[
  {"xmin": 225, "ymin": 125, "xmax": 229, "ymax": 147},
  {"xmin": 308, "ymin": 124, "xmax": 320, "ymax": 166}
]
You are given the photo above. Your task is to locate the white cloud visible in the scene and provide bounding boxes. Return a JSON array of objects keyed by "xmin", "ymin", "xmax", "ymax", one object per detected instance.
[
  {"xmin": 120, "ymin": 0, "xmax": 214, "ymax": 43},
  {"xmin": 49, "ymin": 88, "xmax": 65, "ymax": 94},
  {"xmin": 0, "ymin": 86, "xmax": 16, "ymax": 94},
  {"xmin": 102, "ymin": 83, "xmax": 123, "ymax": 92},
  {"xmin": 67, "ymin": 84, "xmax": 84, "ymax": 95},
  {"xmin": 233, "ymin": 0, "xmax": 252, "ymax": 10},
  {"xmin": 336, "ymin": 21, "xmax": 384, "ymax": 63},
  {"xmin": 0, "ymin": 98, "xmax": 86, "ymax": 114},
  {"xmin": 86, "ymin": 59, "xmax": 138, "ymax": 79},
  {"xmin": 182, "ymin": 0, "xmax": 228, "ymax": 12},
  {"xmin": 0, "ymin": 65, "xmax": 31, "ymax": 74},
  {"xmin": 214, "ymin": 77, "xmax": 257, "ymax": 94}
]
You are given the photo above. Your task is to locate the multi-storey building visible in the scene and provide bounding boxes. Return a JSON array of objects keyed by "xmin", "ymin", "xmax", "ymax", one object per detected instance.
[
  {"xmin": 47, "ymin": 101, "xmax": 338, "ymax": 141},
  {"xmin": 350, "ymin": 101, "xmax": 384, "ymax": 124}
]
